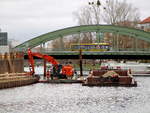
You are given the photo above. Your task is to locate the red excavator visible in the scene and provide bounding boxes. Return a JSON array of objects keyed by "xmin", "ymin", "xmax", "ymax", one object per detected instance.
[{"xmin": 27, "ymin": 49, "xmax": 74, "ymax": 79}]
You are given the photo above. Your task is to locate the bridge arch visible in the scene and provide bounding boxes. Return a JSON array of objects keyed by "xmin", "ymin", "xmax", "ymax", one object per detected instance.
[{"xmin": 14, "ymin": 25, "xmax": 150, "ymax": 51}]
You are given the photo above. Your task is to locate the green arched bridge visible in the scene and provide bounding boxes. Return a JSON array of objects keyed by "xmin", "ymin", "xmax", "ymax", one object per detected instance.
[{"xmin": 14, "ymin": 25, "xmax": 150, "ymax": 59}]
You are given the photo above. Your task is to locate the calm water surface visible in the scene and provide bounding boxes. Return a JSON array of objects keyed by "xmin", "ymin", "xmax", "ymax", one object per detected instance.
[{"xmin": 0, "ymin": 77, "xmax": 150, "ymax": 113}]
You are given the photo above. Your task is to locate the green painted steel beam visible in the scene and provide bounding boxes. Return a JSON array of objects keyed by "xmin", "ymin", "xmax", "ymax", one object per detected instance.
[{"xmin": 14, "ymin": 25, "xmax": 150, "ymax": 51}]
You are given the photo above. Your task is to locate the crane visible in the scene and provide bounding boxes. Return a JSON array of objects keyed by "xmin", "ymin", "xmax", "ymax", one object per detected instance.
[{"xmin": 27, "ymin": 49, "xmax": 74, "ymax": 79}]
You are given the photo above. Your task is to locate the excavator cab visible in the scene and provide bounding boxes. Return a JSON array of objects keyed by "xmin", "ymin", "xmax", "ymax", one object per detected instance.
[
  {"xmin": 50, "ymin": 64, "xmax": 65, "ymax": 79},
  {"xmin": 62, "ymin": 64, "xmax": 74, "ymax": 79},
  {"xmin": 51, "ymin": 64, "xmax": 74, "ymax": 79}
]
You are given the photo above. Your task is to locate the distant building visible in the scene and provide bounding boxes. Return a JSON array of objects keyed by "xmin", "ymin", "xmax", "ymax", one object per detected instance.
[
  {"xmin": 0, "ymin": 31, "xmax": 9, "ymax": 54},
  {"xmin": 138, "ymin": 17, "xmax": 150, "ymax": 32},
  {"xmin": 0, "ymin": 32, "xmax": 7, "ymax": 45}
]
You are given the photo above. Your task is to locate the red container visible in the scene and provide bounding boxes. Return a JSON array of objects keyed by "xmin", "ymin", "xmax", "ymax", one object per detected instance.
[
  {"xmin": 119, "ymin": 76, "xmax": 132, "ymax": 84},
  {"xmin": 93, "ymin": 70, "xmax": 106, "ymax": 76}
]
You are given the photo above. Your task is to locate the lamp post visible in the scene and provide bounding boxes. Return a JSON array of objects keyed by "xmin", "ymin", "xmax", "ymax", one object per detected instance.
[
  {"xmin": 89, "ymin": 0, "xmax": 101, "ymax": 6},
  {"xmin": 88, "ymin": 0, "xmax": 101, "ymax": 25},
  {"xmin": 89, "ymin": 0, "xmax": 104, "ymax": 43}
]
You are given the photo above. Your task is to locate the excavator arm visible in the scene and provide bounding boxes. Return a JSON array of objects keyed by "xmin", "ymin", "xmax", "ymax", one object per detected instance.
[
  {"xmin": 28, "ymin": 49, "xmax": 35, "ymax": 75},
  {"xmin": 27, "ymin": 49, "xmax": 59, "ymax": 75}
]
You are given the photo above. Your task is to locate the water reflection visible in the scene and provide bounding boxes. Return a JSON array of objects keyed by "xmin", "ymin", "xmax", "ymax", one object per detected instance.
[{"xmin": 0, "ymin": 77, "xmax": 150, "ymax": 113}]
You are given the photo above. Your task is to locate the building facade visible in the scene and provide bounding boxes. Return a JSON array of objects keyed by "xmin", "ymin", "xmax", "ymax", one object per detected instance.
[
  {"xmin": 0, "ymin": 32, "xmax": 7, "ymax": 45},
  {"xmin": 0, "ymin": 32, "xmax": 9, "ymax": 54},
  {"xmin": 138, "ymin": 17, "xmax": 150, "ymax": 32}
]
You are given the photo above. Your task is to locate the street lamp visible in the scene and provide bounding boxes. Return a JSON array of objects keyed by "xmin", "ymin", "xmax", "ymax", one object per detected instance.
[
  {"xmin": 89, "ymin": 0, "xmax": 101, "ymax": 7},
  {"xmin": 88, "ymin": 0, "xmax": 107, "ymax": 24},
  {"xmin": 88, "ymin": 0, "xmax": 104, "ymax": 43},
  {"xmin": 88, "ymin": 0, "xmax": 102, "ymax": 25},
  {"xmin": 89, "ymin": 0, "xmax": 107, "ymax": 11},
  {"xmin": 97, "ymin": 0, "xmax": 101, "ymax": 6}
]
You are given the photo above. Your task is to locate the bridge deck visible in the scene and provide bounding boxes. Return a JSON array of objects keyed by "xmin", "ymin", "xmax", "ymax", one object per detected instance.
[{"xmin": 24, "ymin": 51, "xmax": 150, "ymax": 59}]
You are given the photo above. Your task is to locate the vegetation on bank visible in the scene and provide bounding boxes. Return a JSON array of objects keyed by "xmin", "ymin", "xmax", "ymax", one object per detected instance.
[{"xmin": 73, "ymin": 63, "xmax": 101, "ymax": 71}]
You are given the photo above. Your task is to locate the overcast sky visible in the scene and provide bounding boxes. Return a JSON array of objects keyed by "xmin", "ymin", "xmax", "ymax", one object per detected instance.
[{"xmin": 0, "ymin": 0, "xmax": 149, "ymax": 43}]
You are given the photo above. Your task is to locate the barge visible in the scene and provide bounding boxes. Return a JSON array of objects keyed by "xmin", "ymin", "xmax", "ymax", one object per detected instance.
[
  {"xmin": 39, "ymin": 79, "xmax": 83, "ymax": 83},
  {"xmin": 83, "ymin": 68, "xmax": 137, "ymax": 87},
  {"xmin": 0, "ymin": 74, "xmax": 39, "ymax": 89}
]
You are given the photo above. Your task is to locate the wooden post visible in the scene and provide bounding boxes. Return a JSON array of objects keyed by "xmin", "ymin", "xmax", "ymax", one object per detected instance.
[
  {"xmin": 44, "ymin": 59, "xmax": 47, "ymax": 79},
  {"xmin": 0, "ymin": 54, "xmax": 2, "ymax": 59},
  {"xmin": 79, "ymin": 49, "xmax": 83, "ymax": 76}
]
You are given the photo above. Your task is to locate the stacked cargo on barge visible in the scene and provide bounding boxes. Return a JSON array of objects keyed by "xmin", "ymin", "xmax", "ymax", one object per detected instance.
[
  {"xmin": 0, "ymin": 52, "xmax": 39, "ymax": 89},
  {"xmin": 83, "ymin": 68, "xmax": 137, "ymax": 87}
]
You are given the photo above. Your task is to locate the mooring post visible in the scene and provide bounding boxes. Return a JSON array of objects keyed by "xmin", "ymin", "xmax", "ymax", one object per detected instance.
[
  {"xmin": 79, "ymin": 49, "xmax": 83, "ymax": 76},
  {"xmin": 44, "ymin": 59, "xmax": 46, "ymax": 79}
]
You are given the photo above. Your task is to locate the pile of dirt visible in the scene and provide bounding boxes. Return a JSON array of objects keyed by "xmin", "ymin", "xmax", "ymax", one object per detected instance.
[{"xmin": 102, "ymin": 71, "xmax": 119, "ymax": 77}]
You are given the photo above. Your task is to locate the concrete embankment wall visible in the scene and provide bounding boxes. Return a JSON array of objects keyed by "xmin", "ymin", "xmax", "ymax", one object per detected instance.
[{"xmin": 0, "ymin": 52, "xmax": 24, "ymax": 74}]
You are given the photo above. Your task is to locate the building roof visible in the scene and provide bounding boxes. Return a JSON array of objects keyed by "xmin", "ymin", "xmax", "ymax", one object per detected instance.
[{"xmin": 139, "ymin": 17, "xmax": 150, "ymax": 24}]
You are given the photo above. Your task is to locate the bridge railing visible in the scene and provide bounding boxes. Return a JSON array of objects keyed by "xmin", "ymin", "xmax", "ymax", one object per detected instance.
[{"xmin": 112, "ymin": 48, "xmax": 150, "ymax": 51}]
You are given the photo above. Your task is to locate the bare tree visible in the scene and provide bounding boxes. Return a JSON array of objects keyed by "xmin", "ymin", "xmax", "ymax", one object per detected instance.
[
  {"xmin": 74, "ymin": 2, "xmax": 102, "ymax": 25},
  {"xmin": 103, "ymin": 0, "xmax": 140, "ymax": 25},
  {"xmin": 101, "ymin": 0, "xmax": 141, "ymax": 50},
  {"xmin": 51, "ymin": 37, "xmax": 65, "ymax": 51},
  {"xmin": 74, "ymin": 6, "xmax": 93, "ymax": 25}
]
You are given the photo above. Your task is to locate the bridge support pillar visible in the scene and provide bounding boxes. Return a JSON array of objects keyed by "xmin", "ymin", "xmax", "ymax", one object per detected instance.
[
  {"xmin": 116, "ymin": 34, "xmax": 119, "ymax": 51},
  {"xmin": 96, "ymin": 31, "xmax": 104, "ymax": 43},
  {"xmin": 135, "ymin": 38, "xmax": 138, "ymax": 51},
  {"xmin": 79, "ymin": 49, "xmax": 83, "ymax": 76}
]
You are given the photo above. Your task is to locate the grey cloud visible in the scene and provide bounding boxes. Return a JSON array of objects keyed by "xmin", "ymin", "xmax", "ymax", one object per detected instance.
[{"xmin": 0, "ymin": 0, "xmax": 149, "ymax": 43}]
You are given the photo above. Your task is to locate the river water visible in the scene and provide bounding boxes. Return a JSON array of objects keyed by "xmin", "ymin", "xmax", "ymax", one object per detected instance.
[{"xmin": 0, "ymin": 77, "xmax": 150, "ymax": 113}]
